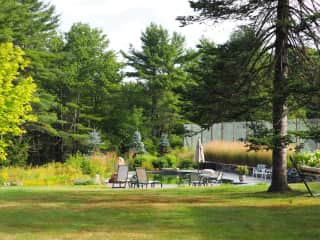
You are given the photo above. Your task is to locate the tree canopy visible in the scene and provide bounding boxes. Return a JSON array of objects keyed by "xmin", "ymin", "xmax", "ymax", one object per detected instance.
[
  {"xmin": 122, "ymin": 23, "xmax": 189, "ymax": 140},
  {"xmin": 0, "ymin": 0, "xmax": 320, "ymax": 186}
]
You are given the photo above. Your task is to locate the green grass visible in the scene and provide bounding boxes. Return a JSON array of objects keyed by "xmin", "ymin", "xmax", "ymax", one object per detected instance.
[{"xmin": 0, "ymin": 184, "xmax": 319, "ymax": 240}]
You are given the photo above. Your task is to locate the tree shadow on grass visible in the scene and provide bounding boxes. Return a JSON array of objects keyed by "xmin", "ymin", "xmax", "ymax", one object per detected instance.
[
  {"xmin": 186, "ymin": 205, "xmax": 320, "ymax": 240},
  {"xmin": 0, "ymin": 203, "xmax": 319, "ymax": 240},
  {"xmin": 0, "ymin": 185, "xmax": 319, "ymax": 240}
]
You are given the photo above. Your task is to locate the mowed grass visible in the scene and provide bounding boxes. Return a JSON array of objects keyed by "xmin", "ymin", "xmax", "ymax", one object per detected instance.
[{"xmin": 0, "ymin": 184, "xmax": 319, "ymax": 240}]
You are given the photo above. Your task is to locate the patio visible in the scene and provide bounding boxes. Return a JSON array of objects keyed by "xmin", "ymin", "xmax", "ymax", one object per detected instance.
[{"xmin": 106, "ymin": 169, "xmax": 270, "ymax": 189}]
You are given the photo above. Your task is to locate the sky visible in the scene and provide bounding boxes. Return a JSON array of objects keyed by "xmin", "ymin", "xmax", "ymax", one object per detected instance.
[{"xmin": 46, "ymin": 0, "xmax": 238, "ymax": 53}]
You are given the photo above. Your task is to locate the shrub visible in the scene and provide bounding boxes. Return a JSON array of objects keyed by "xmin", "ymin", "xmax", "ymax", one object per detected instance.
[
  {"xmin": 171, "ymin": 148, "xmax": 195, "ymax": 169},
  {"xmin": 129, "ymin": 153, "xmax": 180, "ymax": 170},
  {"xmin": 151, "ymin": 158, "xmax": 167, "ymax": 169},
  {"xmin": 66, "ymin": 152, "xmax": 89, "ymax": 171},
  {"xmin": 153, "ymin": 154, "xmax": 178, "ymax": 169},
  {"xmin": 131, "ymin": 153, "xmax": 157, "ymax": 170},
  {"xmin": 128, "ymin": 148, "xmax": 195, "ymax": 170},
  {"xmin": 151, "ymin": 155, "xmax": 175, "ymax": 169},
  {"xmin": 0, "ymin": 170, "xmax": 8, "ymax": 185},
  {"xmin": 293, "ymin": 151, "xmax": 320, "ymax": 167},
  {"xmin": 235, "ymin": 165, "xmax": 249, "ymax": 175},
  {"xmin": 177, "ymin": 159, "xmax": 195, "ymax": 169},
  {"xmin": 169, "ymin": 134, "xmax": 184, "ymax": 149},
  {"xmin": 141, "ymin": 160, "xmax": 154, "ymax": 170},
  {"xmin": 66, "ymin": 152, "xmax": 118, "ymax": 177},
  {"xmin": 144, "ymin": 138, "xmax": 157, "ymax": 154},
  {"xmin": 165, "ymin": 154, "xmax": 178, "ymax": 167},
  {"xmin": 74, "ymin": 179, "xmax": 95, "ymax": 185}
]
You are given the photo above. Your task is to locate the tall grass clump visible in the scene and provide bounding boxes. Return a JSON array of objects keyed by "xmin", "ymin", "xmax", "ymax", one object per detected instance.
[
  {"xmin": 205, "ymin": 141, "xmax": 272, "ymax": 167},
  {"xmin": 0, "ymin": 163, "xmax": 85, "ymax": 186},
  {"xmin": 66, "ymin": 151, "xmax": 118, "ymax": 178},
  {"xmin": 0, "ymin": 151, "xmax": 119, "ymax": 186}
]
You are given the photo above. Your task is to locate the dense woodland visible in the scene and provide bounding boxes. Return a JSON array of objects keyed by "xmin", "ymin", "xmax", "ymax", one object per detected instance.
[{"xmin": 0, "ymin": 0, "xmax": 320, "ymax": 191}]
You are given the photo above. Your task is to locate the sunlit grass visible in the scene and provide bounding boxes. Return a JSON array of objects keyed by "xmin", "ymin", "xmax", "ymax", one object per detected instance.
[{"xmin": 0, "ymin": 183, "xmax": 319, "ymax": 239}]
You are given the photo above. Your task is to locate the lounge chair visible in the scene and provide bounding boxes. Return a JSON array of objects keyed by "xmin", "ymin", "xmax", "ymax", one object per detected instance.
[
  {"xmin": 135, "ymin": 167, "xmax": 162, "ymax": 188},
  {"xmin": 112, "ymin": 165, "xmax": 129, "ymax": 188},
  {"xmin": 189, "ymin": 172, "xmax": 206, "ymax": 186},
  {"xmin": 206, "ymin": 171, "xmax": 223, "ymax": 185},
  {"xmin": 253, "ymin": 164, "xmax": 267, "ymax": 179}
]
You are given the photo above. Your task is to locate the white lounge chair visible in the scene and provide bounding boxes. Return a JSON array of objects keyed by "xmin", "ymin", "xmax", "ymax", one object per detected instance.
[{"xmin": 253, "ymin": 164, "xmax": 267, "ymax": 179}]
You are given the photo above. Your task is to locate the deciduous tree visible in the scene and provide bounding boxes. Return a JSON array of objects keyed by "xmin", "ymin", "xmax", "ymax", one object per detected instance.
[{"xmin": 0, "ymin": 43, "xmax": 36, "ymax": 161}]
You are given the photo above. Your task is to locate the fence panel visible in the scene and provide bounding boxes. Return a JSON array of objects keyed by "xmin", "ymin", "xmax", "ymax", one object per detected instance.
[{"xmin": 184, "ymin": 120, "xmax": 318, "ymax": 152}]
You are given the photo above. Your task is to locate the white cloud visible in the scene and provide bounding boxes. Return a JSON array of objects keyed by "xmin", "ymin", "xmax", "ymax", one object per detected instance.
[{"xmin": 46, "ymin": 0, "xmax": 238, "ymax": 52}]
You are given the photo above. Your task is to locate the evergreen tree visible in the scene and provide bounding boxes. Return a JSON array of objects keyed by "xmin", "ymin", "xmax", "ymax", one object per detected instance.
[
  {"xmin": 178, "ymin": 0, "xmax": 320, "ymax": 192},
  {"xmin": 184, "ymin": 28, "xmax": 271, "ymax": 128},
  {"xmin": 55, "ymin": 23, "xmax": 122, "ymax": 158},
  {"xmin": 123, "ymin": 23, "xmax": 188, "ymax": 138},
  {"xmin": 88, "ymin": 129, "xmax": 102, "ymax": 152},
  {"xmin": 0, "ymin": 0, "xmax": 59, "ymax": 48},
  {"xmin": 132, "ymin": 130, "xmax": 146, "ymax": 155}
]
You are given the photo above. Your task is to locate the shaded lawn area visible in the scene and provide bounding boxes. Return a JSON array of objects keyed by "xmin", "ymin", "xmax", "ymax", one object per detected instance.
[{"xmin": 0, "ymin": 184, "xmax": 319, "ymax": 240}]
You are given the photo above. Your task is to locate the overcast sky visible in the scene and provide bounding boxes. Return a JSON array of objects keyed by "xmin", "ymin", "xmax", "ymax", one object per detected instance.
[{"xmin": 46, "ymin": 0, "xmax": 237, "ymax": 52}]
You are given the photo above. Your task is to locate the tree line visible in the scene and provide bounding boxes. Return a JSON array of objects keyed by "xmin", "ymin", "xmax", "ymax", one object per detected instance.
[{"xmin": 0, "ymin": 0, "xmax": 319, "ymax": 192}]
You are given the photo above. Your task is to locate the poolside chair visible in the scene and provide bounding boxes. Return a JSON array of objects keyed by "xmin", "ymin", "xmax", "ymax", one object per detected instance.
[
  {"xmin": 253, "ymin": 164, "xmax": 267, "ymax": 179},
  {"xmin": 135, "ymin": 167, "xmax": 162, "ymax": 188},
  {"xmin": 189, "ymin": 172, "xmax": 206, "ymax": 186},
  {"xmin": 112, "ymin": 165, "xmax": 129, "ymax": 188},
  {"xmin": 199, "ymin": 169, "xmax": 222, "ymax": 185},
  {"xmin": 206, "ymin": 171, "xmax": 223, "ymax": 185}
]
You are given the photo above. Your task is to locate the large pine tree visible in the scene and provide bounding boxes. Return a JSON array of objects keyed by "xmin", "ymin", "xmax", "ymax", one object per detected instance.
[
  {"xmin": 122, "ymin": 23, "xmax": 188, "ymax": 138},
  {"xmin": 178, "ymin": 0, "xmax": 320, "ymax": 192}
]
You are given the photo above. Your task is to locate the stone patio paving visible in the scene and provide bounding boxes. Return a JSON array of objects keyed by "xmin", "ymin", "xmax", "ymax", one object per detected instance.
[{"xmin": 106, "ymin": 171, "xmax": 270, "ymax": 189}]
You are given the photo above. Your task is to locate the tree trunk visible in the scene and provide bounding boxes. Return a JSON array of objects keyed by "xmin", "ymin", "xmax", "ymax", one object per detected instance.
[
  {"xmin": 151, "ymin": 94, "xmax": 158, "ymax": 137},
  {"xmin": 221, "ymin": 122, "xmax": 224, "ymax": 142},
  {"xmin": 268, "ymin": 0, "xmax": 291, "ymax": 192}
]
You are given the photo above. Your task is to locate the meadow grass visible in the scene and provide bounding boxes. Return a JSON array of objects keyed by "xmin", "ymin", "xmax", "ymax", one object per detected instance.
[{"xmin": 0, "ymin": 183, "xmax": 319, "ymax": 239}]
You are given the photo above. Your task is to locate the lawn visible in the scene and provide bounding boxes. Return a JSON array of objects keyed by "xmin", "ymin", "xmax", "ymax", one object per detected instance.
[{"xmin": 0, "ymin": 184, "xmax": 319, "ymax": 240}]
